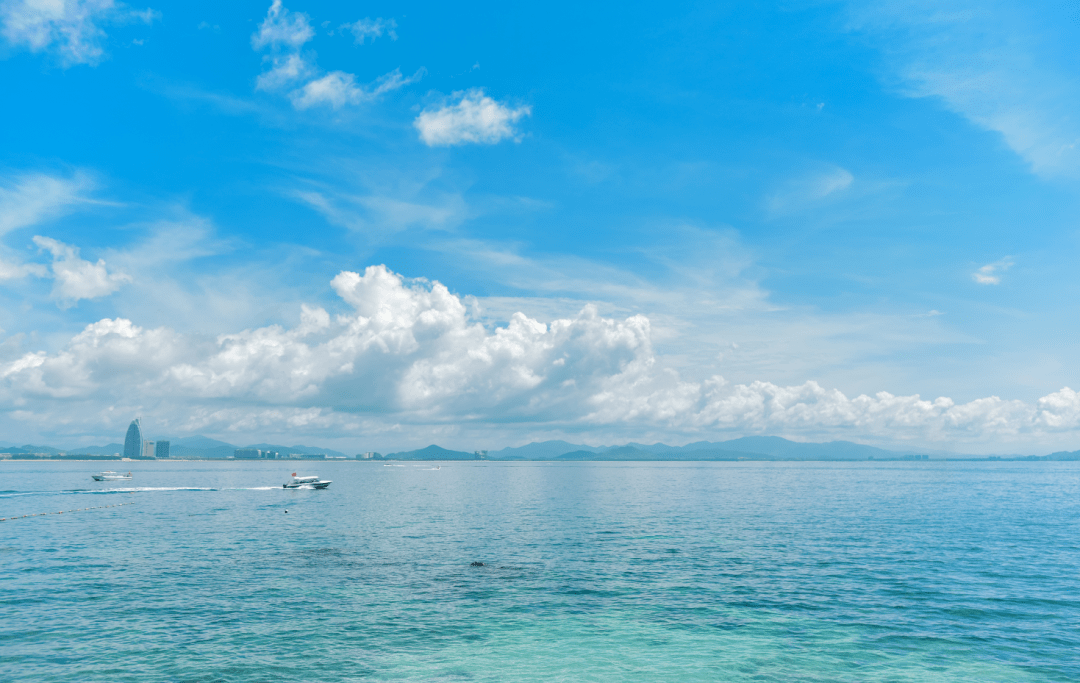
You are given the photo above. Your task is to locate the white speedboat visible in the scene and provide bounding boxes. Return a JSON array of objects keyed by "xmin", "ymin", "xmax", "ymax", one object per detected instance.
[
  {"xmin": 92, "ymin": 471, "xmax": 132, "ymax": 481},
  {"xmin": 283, "ymin": 473, "xmax": 331, "ymax": 489}
]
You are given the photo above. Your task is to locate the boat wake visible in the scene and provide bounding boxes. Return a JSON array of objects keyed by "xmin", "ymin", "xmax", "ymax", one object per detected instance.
[{"xmin": 4, "ymin": 486, "xmax": 301, "ymax": 498}]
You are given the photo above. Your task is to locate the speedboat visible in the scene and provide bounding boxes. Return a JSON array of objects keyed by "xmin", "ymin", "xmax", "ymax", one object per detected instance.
[
  {"xmin": 283, "ymin": 473, "xmax": 331, "ymax": 489},
  {"xmin": 92, "ymin": 471, "xmax": 132, "ymax": 481}
]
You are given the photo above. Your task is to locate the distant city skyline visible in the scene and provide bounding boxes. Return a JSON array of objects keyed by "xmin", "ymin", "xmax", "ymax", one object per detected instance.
[{"xmin": 2, "ymin": 1, "xmax": 1080, "ymax": 454}]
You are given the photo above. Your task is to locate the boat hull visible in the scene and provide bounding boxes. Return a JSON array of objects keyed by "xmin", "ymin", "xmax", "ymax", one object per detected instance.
[
  {"xmin": 92, "ymin": 473, "xmax": 131, "ymax": 481},
  {"xmin": 283, "ymin": 480, "xmax": 331, "ymax": 489}
]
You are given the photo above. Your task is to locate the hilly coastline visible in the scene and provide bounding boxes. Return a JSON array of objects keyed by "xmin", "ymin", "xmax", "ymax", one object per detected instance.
[{"xmin": 4, "ymin": 436, "xmax": 1080, "ymax": 461}]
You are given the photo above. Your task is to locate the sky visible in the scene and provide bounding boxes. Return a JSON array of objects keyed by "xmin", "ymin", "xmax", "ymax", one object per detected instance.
[{"xmin": 1, "ymin": 0, "xmax": 1080, "ymax": 454}]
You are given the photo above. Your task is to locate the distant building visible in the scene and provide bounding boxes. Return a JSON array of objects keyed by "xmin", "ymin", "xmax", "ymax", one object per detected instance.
[
  {"xmin": 123, "ymin": 419, "xmax": 143, "ymax": 459},
  {"xmin": 234, "ymin": 448, "xmax": 281, "ymax": 459},
  {"xmin": 143, "ymin": 440, "xmax": 156, "ymax": 458},
  {"xmin": 474, "ymin": 450, "xmax": 488, "ymax": 460},
  {"xmin": 299, "ymin": 453, "xmax": 325, "ymax": 459},
  {"xmin": 155, "ymin": 441, "xmax": 170, "ymax": 458},
  {"xmin": 359, "ymin": 452, "xmax": 374, "ymax": 459}
]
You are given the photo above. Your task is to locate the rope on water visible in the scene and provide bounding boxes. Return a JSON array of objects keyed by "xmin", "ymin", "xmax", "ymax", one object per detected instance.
[{"xmin": 0, "ymin": 501, "xmax": 135, "ymax": 521}]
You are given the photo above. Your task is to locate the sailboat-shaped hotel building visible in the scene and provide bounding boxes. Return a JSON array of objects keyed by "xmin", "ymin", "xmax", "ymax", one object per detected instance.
[{"xmin": 123, "ymin": 418, "xmax": 169, "ymax": 458}]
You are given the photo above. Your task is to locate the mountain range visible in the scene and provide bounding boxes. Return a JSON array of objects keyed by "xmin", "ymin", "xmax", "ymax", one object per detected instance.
[
  {"xmin": 3, "ymin": 436, "xmax": 1080, "ymax": 461},
  {"xmin": 376, "ymin": 437, "xmax": 1080, "ymax": 461},
  {"xmin": 488, "ymin": 436, "xmax": 910, "ymax": 461}
]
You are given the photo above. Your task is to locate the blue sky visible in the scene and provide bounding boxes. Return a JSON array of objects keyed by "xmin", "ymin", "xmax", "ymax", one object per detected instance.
[{"xmin": 1, "ymin": 0, "xmax": 1079, "ymax": 453}]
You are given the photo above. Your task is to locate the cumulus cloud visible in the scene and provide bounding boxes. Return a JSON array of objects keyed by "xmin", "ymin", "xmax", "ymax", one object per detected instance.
[
  {"xmin": 972, "ymin": 257, "xmax": 1012, "ymax": 285},
  {"xmin": 342, "ymin": 17, "xmax": 396, "ymax": 44},
  {"xmin": 0, "ymin": 0, "xmax": 157, "ymax": 66},
  {"xmin": 33, "ymin": 236, "xmax": 131, "ymax": 307},
  {"xmin": 3, "ymin": 264, "xmax": 1079, "ymax": 449},
  {"xmin": 414, "ymin": 89, "xmax": 531, "ymax": 146}
]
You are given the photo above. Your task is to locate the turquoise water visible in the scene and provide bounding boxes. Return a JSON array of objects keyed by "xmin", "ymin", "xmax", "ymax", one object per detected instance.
[{"xmin": 2, "ymin": 460, "xmax": 1078, "ymax": 682}]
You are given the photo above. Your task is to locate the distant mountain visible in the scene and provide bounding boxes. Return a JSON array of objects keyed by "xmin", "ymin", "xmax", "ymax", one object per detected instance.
[
  {"xmin": 168, "ymin": 435, "xmax": 238, "ymax": 450},
  {"xmin": 556, "ymin": 446, "xmax": 668, "ymax": 460},
  {"xmin": 68, "ymin": 443, "xmax": 124, "ymax": 455},
  {"xmin": 3, "ymin": 434, "xmax": 1074, "ymax": 461},
  {"xmin": 554, "ymin": 450, "xmax": 597, "ymax": 460},
  {"xmin": 246, "ymin": 443, "xmax": 351, "ymax": 459},
  {"xmin": 490, "ymin": 440, "xmax": 604, "ymax": 459},
  {"xmin": 140, "ymin": 435, "xmax": 239, "ymax": 459},
  {"xmin": 622, "ymin": 442, "xmax": 698, "ymax": 455},
  {"xmin": 480, "ymin": 436, "xmax": 916, "ymax": 461},
  {"xmin": 556, "ymin": 446, "xmax": 773, "ymax": 461},
  {"xmin": 703, "ymin": 436, "xmax": 899, "ymax": 460},
  {"xmin": 385, "ymin": 445, "xmax": 478, "ymax": 460},
  {"xmin": 170, "ymin": 444, "xmax": 235, "ymax": 459},
  {"xmin": 649, "ymin": 447, "xmax": 774, "ymax": 461},
  {"xmin": 14, "ymin": 444, "xmax": 63, "ymax": 454},
  {"xmin": 1047, "ymin": 450, "xmax": 1080, "ymax": 461}
]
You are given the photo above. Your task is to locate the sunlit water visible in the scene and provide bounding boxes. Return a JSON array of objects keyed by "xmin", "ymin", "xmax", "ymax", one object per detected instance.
[{"xmin": 1, "ymin": 460, "xmax": 1078, "ymax": 682}]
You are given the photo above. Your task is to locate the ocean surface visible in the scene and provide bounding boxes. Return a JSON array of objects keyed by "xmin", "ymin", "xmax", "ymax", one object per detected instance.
[{"xmin": 1, "ymin": 459, "xmax": 1078, "ymax": 682}]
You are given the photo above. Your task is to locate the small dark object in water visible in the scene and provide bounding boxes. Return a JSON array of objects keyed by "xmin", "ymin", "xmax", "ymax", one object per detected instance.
[
  {"xmin": 470, "ymin": 561, "xmax": 484, "ymax": 566},
  {"xmin": 284, "ymin": 510, "xmax": 289, "ymax": 513}
]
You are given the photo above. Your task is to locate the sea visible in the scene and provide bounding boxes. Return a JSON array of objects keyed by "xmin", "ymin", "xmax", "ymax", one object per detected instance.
[{"xmin": 1, "ymin": 459, "xmax": 1078, "ymax": 682}]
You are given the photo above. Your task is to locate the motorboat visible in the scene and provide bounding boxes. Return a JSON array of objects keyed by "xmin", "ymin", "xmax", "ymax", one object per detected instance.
[
  {"xmin": 92, "ymin": 471, "xmax": 132, "ymax": 481},
  {"xmin": 283, "ymin": 473, "xmax": 331, "ymax": 489}
]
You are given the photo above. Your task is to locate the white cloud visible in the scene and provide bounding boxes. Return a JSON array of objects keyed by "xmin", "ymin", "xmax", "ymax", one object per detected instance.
[
  {"xmin": 766, "ymin": 166, "xmax": 853, "ymax": 217},
  {"xmin": 250, "ymin": 0, "xmax": 312, "ymax": 51},
  {"xmin": 294, "ymin": 187, "xmax": 467, "ymax": 237},
  {"xmin": 33, "ymin": 235, "xmax": 131, "ymax": 307},
  {"xmin": 0, "ymin": 0, "xmax": 157, "ymax": 66},
  {"xmin": 846, "ymin": 0, "xmax": 1080, "ymax": 178},
  {"xmin": 0, "ymin": 172, "xmax": 98, "ymax": 234},
  {"xmin": 972, "ymin": 257, "xmax": 1013, "ymax": 285},
  {"xmin": 289, "ymin": 68, "xmax": 420, "ymax": 110},
  {"xmin": 250, "ymin": 1, "xmax": 419, "ymax": 110},
  {"xmin": 414, "ymin": 89, "xmax": 531, "ymax": 147},
  {"xmin": 255, "ymin": 52, "xmax": 316, "ymax": 92},
  {"xmin": 342, "ymin": 17, "xmax": 396, "ymax": 44},
  {"xmin": 3, "ymin": 264, "xmax": 1079, "ymax": 450},
  {"xmin": 0, "ymin": 172, "xmax": 103, "ymax": 285},
  {"xmin": 0, "ymin": 258, "xmax": 46, "ymax": 280}
]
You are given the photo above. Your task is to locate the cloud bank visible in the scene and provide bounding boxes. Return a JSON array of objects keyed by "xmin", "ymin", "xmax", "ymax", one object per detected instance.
[{"xmin": 3, "ymin": 264, "xmax": 1079, "ymax": 449}]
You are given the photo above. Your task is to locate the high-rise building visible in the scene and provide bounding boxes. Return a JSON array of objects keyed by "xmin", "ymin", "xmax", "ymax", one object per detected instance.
[
  {"xmin": 123, "ymin": 418, "xmax": 143, "ymax": 459},
  {"xmin": 155, "ymin": 441, "xmax": 170, "ymax": 458},
  {"xmin": 143, "ymin": 440, "xmax": 156, "ymax": 458}
]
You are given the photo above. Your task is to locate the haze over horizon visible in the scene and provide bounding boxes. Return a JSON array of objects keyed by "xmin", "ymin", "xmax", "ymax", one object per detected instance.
[{"xmin": 3, "ymin": 0, "xmax": 1080, "ymax": 455}]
